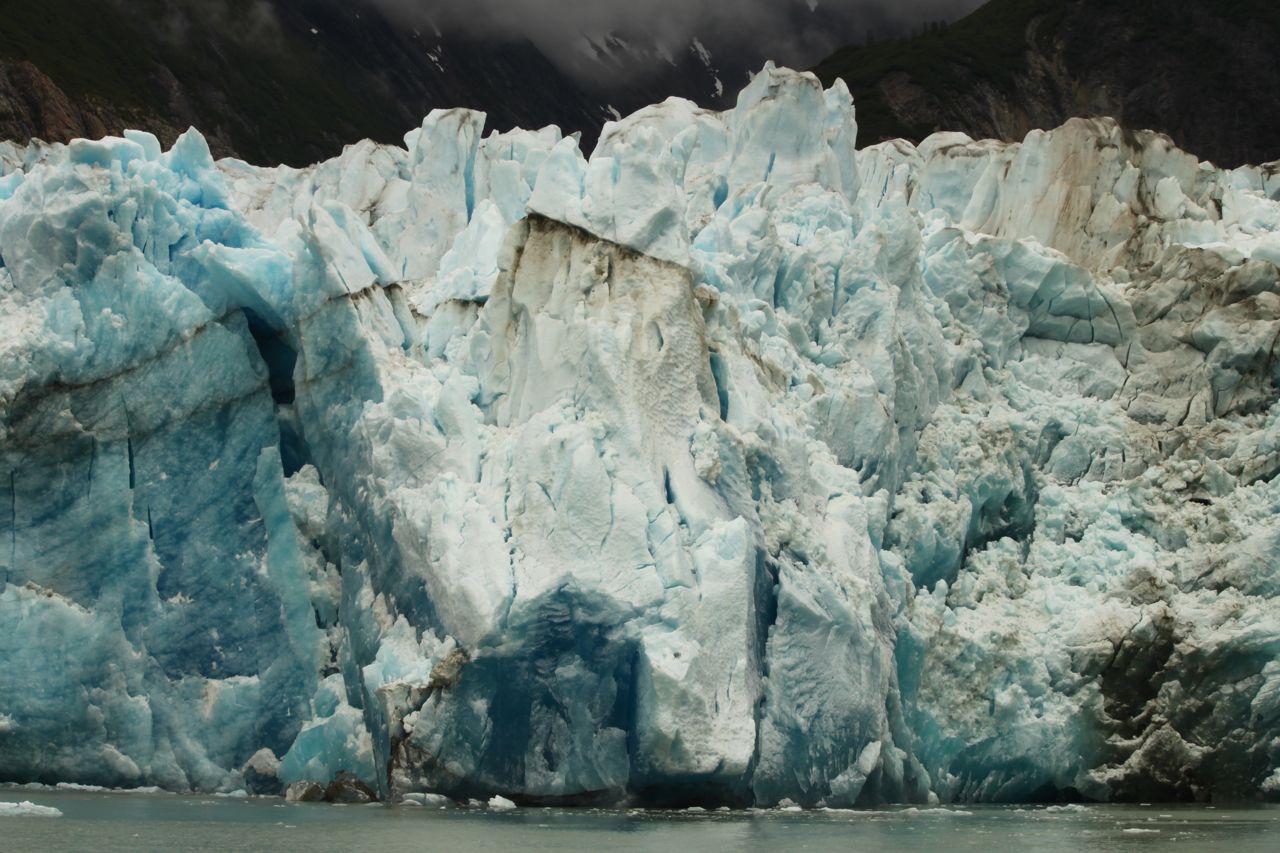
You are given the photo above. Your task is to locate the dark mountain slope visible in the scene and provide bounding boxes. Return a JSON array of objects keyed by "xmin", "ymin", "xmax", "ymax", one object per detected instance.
[
  {"xmin": 0, "ymin": 1, "xmax": 965, "ymax": 167},
  {"xmin": 813, "ymin": 0, "xmax": 1280, "ymax": 167},
  {"xmin": 1, "ymin": 0, "xmax": 895, "ymax": 166},
  {"xmin": 0, "ymin": 0, "xmax": 613, "ymax": 165}
]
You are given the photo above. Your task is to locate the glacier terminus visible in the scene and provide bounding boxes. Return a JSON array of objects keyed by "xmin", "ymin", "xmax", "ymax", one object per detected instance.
[{"xmin": 1, "ymin": 64, "xmax": 1278, "ymax": 806}]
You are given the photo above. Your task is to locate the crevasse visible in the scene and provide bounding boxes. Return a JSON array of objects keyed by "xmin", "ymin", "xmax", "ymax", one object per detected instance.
[{"xmin": 1, "ymin": 64, "xmax": 1278, "ymax": 805}]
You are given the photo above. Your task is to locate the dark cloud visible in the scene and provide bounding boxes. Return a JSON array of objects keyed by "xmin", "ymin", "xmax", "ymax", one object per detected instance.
[
  {"xmin": 107, "ymin": 0, "xmax": 285, "ymax": 46},
  {"xmin": 366, "ymin": 0, "xmax": 985, "ymax": 84}
]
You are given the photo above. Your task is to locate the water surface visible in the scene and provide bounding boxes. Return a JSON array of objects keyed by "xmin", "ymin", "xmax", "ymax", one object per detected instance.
[{"xmin": 2, "ymin": 790, "xmax": 1278, "ymax": 852}]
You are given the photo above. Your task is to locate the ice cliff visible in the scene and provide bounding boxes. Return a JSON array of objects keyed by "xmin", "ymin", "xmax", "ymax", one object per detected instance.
[{"xmin": 1, "ymin": 64, "xmax": 1278, "ymax": 806}]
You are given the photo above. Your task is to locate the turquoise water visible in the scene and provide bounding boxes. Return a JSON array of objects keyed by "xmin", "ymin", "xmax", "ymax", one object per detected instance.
[{"xmin": 2, "ymin": 790, "xmax": 1278, "ymax": 852}]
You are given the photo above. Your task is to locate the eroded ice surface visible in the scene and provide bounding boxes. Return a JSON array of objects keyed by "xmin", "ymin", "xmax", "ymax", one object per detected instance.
[{"xmin": 1, "ymin": 64, "xmax": 1278, "ymax": 806}]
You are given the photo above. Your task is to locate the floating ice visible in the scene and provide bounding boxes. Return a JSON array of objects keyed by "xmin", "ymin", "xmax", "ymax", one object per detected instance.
[{"xmin": 0, "ymin": 801, "xmax": 62, "ymax": 817}]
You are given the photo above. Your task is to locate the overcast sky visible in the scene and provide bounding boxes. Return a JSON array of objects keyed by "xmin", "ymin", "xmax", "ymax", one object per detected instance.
[{"xmin": 366, "ymin": 0, "xmax": 987, "ymax": 82}]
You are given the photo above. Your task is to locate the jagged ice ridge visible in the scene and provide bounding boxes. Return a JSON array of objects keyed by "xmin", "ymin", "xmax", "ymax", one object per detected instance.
[{"xmin": 1, "ymin": 65, "xmax": 1279, "ymax": 806}]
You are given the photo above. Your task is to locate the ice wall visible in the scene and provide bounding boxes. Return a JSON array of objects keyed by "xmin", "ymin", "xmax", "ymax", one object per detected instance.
[{"xmin": 1, "ymin": 64, "xmax": 1278, "ymax": 805}]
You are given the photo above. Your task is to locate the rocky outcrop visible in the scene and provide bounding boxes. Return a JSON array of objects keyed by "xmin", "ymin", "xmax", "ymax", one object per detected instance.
[
  {"xmin": 0, "ymin": 59, "xmax": 230, "ymax": 161},
  {"xmin": 0, "ymin": 61, "xmax": 106, "ymax": 146}
]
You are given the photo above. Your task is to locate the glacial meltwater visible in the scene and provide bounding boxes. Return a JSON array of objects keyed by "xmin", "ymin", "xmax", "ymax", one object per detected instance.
[{"xmin": 1, "ymin": 791, "xmax": 1278, "ymax": 852}]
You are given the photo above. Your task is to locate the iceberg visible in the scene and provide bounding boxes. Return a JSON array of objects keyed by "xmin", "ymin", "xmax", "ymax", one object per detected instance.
[
  {"xmin": 0, "ymin": 800, "xmax": 62, "ymax": 817},
  {"xmin": 0, "ymin": 64, "xmax": 1277, "ymax": 805}
]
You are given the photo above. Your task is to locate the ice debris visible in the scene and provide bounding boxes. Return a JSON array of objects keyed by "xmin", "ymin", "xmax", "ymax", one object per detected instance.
[
  {"xmin": 0, "ymin": 64, "xmax": 1278, "ymax": 806},
  {"xmin": 0, "ymin": 801, "xmax": 62, "ymax": 817}
]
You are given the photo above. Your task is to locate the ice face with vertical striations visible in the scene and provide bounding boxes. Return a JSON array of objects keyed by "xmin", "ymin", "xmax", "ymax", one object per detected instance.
[{"xmin": 1, "ymin": 63, "xmax": 1278, "ymax": 806}]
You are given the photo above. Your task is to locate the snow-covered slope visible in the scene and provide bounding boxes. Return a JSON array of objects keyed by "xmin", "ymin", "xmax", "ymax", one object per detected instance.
[{"xmin": 1, "ymin": 65, "xmax": 1278, "ymax": 805}]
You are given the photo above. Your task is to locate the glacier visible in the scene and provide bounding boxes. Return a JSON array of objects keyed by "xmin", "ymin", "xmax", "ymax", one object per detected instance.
[{"xmin": 1, "ymin": 64, "xmax": 1278, "ymax": 806}]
